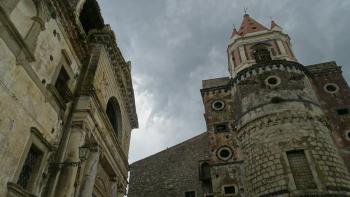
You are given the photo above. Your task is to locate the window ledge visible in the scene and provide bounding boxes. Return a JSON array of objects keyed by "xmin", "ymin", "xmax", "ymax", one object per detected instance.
[
  {"xmin": 7, "ymin": 182, "xmax": 37, "ymax": 197},
  {"xmin": 46, "ymin": 84, "xmax": 69, "ymax": 110}
]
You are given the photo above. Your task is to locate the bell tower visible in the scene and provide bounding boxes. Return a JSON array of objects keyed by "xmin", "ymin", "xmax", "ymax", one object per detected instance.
[
  {"xmin": 227, "ymin": 14, "xmax": 297, "ymax": 76},
  {"xmin": 201, "ymin": 13, "xmax": 350, "ymax": 196}
]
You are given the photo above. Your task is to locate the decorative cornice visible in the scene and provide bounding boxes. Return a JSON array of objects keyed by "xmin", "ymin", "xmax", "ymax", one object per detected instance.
[
  {"xmin": 200, "ymin": 85, "xmax": 231, "ymax": 97},
  {"xmin": 47, "ymin": 0, "xmax": 88, "ymax": 62},
  {"xmin": 88, "ymin": 27, "xmax": 138, "ymax": 129},
  {"xmin": 7, "ymin": 182, "xmax": 37, "ymax": 197},
  {"xmin": 228, "ymin": 30, "xmax": 291, "ymax": 48},
  {"xmin": 201, "ymin": 60, "xmax": 309, "ymax": 97},
  {"xmin": 30, "ymin": 127, "xmax": 57, "ymax": 151},
  {"xmin": 231, "ymin": 60, "xmax": 310, "ymax": 86}
]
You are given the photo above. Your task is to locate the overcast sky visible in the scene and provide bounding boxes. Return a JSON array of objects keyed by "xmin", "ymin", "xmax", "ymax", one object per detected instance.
[{"xmin": 99, "ymin": 0, "xmax": 350, "ymax": 163}]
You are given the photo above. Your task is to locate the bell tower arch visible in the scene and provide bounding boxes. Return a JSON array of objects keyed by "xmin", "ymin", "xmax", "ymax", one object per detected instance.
[{"xmin": 227, "ymin": 14, "xmax": 297, "ymax": 76}]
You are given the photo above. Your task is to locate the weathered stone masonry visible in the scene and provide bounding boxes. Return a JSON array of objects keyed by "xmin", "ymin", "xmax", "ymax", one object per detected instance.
[
  {"xmin": 0, "ymin": 0, "xmax": 138, "ymax": 197},
  {"xmin": 129, "ymin": 14, "xmax": 350, "ymax": 197},
  {"xmin": 129, "ymin": 133, "xmax": 211, "ymax": 197}
]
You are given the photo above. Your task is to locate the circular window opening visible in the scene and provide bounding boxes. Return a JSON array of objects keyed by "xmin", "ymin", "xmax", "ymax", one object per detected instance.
[
  {"xmin": 346, "ymin": 131, "xmax": 350, "ymax": 141},
  {"xmin": 220, "ymin": 149, "xmax": 230, "ymax": 158},
  {"xmin": 268, "ymin": 77, "xmax": 277, "ymax": 85},
  {"xmin": 265, "ymin": 76, "xmax": 281, "ymax": 87},
  {"xmin": 324, "ymin": 83, "xmax": 339, "ymax": 94},
  {"xmin": 212, "ymin": 100, "xmax": 225, "ymax": 111},
  {"xmin": 217, "ymin": 146, "xmax": 233, "ymax": 161}
]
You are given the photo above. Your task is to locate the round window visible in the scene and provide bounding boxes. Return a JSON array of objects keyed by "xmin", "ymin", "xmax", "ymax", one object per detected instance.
[
  {"xmin": 220, "ymin": 149, "xmax": 230, "ymax": 158},
  {"xmin": 212, "ymin": 100, "xmax": 225, "ymax": 111},
  {"xmin": 346, "ymin": 130, "xmax": 350, "ymax": 141},
  {"xmin": 324, "ymin": 83, "xmax": 339, "ymax": 94},
  {"xmin": 217, "ymin": 146, "xmax": 233, "ymax": 161},
  {"xmin": 265, "ymin": 75, "xmax": 281, "ymax": 87}
]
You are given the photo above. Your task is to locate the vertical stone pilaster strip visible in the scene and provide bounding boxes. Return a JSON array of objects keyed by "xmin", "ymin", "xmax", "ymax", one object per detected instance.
[
  {"xmin": 110, "ymin": 177, "xmax": 118, "ymax": 197},
  {"xmin": 78, "ymin": 146, "xmax": 100, "ymax": 197},
  {"xmin": 55, "ymin": 125, "xmax": 86, "ymax": 197}
]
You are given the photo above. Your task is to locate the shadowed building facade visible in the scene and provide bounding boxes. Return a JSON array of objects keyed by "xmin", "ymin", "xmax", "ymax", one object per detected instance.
[
  {"xmin": 129, "ymin": 14, "xmax": 350, "ymax": 197},
  {"xmin": 0, "ymin": 0, "xmax": 138, "ymax": 196}
]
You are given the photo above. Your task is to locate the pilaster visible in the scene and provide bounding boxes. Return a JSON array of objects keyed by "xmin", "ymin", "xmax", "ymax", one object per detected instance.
[
  {"xmin": 78, "ymin": 145, "xmax": 100, "ymax": 197},
  {"xmin": 54, "ymin": 119, "xmax": 92, "ymax": 197}
]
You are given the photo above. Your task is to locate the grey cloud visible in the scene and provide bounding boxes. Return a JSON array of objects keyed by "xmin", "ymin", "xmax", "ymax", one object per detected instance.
[{"xmin": 99, "ymin": 0, "xmax": 350, "ymax": 162}]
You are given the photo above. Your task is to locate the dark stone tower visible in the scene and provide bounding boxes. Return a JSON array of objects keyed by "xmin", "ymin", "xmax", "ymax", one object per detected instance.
[{"xmin": 201, "ymin": 14, "xmax": 350, "ymax": 196}]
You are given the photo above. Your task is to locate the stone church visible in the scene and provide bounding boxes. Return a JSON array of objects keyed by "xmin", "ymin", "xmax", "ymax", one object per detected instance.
[
  {"xmin": 129, "ymin": 14, "xmax": 350, "ymax": 197},
  {"xmin": 0, "ymin": 0, "xmax": 137, "ymax": 197}
]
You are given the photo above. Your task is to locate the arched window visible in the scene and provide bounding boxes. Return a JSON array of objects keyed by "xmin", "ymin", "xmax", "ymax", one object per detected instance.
[
  {"xmin": 252, "ymin": 43, "xmax": 272, "ymax": 63},
  {"xmin": 79, "ymin": 0, "xmax": 104, "ymax": 34},
  {"xmin": 106, "ymin": 97, "xmax": 122, "ymax": 138},
  {"xmin": 200, "ymin": 162, "xmax": 211, "ymax": 181}
]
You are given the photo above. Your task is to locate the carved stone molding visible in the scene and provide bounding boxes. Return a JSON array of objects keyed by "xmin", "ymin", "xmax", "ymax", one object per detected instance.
[{"xmin": 84, "ymin": 35, "xmax": 138, "ymax": 128}]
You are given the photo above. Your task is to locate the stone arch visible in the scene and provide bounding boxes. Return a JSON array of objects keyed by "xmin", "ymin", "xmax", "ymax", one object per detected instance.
[
  {"xmin": 251, "ymin": 43, "xmax": 272, "ymax": 63},
  {"xmin": 106, "ymin": 97, "xmax": 122, "ymax": 139},
  {"xmin": 78, "ymin": 0, "xmax": 104, "ymax": 34}
]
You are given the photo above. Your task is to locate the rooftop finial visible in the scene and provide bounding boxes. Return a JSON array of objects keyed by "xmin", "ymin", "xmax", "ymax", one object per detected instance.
[{"xmin": 244, "ymin": 7, "xmax": 248, "ymax": 15}]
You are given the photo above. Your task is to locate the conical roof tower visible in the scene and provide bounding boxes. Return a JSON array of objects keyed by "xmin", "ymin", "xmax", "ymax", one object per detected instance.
[{"xmin": 227, "ymin": 14, "xmax": 297, "ymax": 76}]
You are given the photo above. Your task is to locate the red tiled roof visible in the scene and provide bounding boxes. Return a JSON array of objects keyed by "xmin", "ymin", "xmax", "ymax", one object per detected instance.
[
  {"xmin": 270, "ymin": 20, "xmax": 281, "ymax": 29},
  {"xmin": 236, "ymin": 14, "xmax": 269, "ymax": 36},
  {"xmin": 230, "ymin": 28, "xmax": 239, "ymax": 38}
]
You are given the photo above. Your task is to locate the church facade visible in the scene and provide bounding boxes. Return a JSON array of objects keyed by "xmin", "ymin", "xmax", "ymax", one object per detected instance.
[
  {"xmin": 129, "ymin": 14, "xmax": 350, "ymax": 197},
  {"xmin": 0, "ymin": 0, "xmax": 138, "ymax": 197}
]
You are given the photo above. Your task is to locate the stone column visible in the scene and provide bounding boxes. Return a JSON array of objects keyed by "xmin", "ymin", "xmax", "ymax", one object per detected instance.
[
  {"xmin": 73, "ymin": 160, "xmax": 86, "ymax": 197},
  {"xmin": 79, "ymin": 145, "xmax": 100, "ymax": 197},
  {"xmin": 110, "ymin": 177, "xmax": 118, "ymax": 197},
  {"xmin": 55, "ymin": 126, "xmax": 86, "ymax": 197}
]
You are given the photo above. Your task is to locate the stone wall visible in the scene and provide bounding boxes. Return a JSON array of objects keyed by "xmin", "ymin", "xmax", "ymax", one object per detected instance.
[
  {"xmin": 128, "ymin": 133, "xmax": 210, "ymax": 197},
  {"xmin": 307, "ymin": 62, "xmax": 350, "ymax": 171},
  {"xmin": 0, "ymin": 0, "xmax": 138, "ymax": 196},
  {"xmin": 210, "ymin": 162, "xmax": 245, "ymax": 197},
  {"xmin": 0, "ymin": 2, "xmax": 80, "ymax": 195},
  {"xmin": 234, "ymin": 61, "xmax": 350, "ymax": 196}
]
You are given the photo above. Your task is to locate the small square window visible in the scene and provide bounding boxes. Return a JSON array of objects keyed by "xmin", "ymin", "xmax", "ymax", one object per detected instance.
[
  {"xmin": 224, "ymin": 186, "xmax": 236, "ymax": 194},
  {"xmin": 214, "ymin": 123, "xmax": 228, "ymax": 133},
  {"xmin": 337, "ymin": 108, "xmax": 349, "ymax": 115},
  {"xmin": 185, "ymin": 191, "xmax": 196, "ymax": 197}
]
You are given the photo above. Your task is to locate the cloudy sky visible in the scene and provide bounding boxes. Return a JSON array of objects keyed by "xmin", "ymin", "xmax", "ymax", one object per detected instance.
[{"xmin": 99, "ymin": 0, "xmax": 350, "ymax": 163}]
